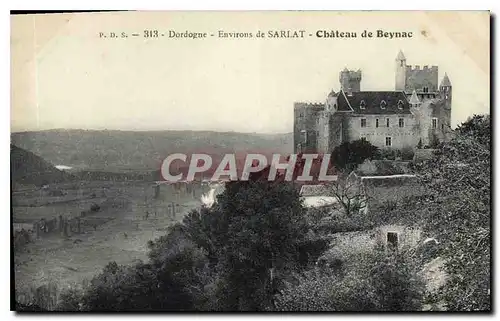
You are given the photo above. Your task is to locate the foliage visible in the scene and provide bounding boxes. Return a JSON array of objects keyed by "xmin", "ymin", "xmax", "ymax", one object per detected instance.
[
  {"xmin": 370, "ymin": 250, "xmax": 426, "ymax": 311},
  {"xmin": 183, "ymin": 180, "xmax": 310, "ymax": 310},
  {"xmin": 275, "ymin": 249, "xmax": 425, "ymax": 311},
  {"xmin": 15, "ymin": 282, "xmax": 58, "ymax": 311},
  {"xmin": 400, "ymin": 147, "xmax": 415, "ymax": 161},
  {"xmin": 70, "ymin": 225, "xmax": 210, "ymax": 311},
  {"xmin": 387, "ymin": 114, "xmax": 491, "ymax": 311},
  {"xmin": 417, "ymin": 115, "xmax": 490, "ymax": 311},
  {"xmin": 56, "ymin": 287, "xmax": 85, "ymax": 311},
  {"xmin": 57, "ymin": 178, "xmax": 325, "ymax": 311},
  {"xmin": 326, "ymin": 179, "xmax": 366, "ymax": 217},
  {"xmin": 331, "ymin": 139, "xmax": 380, "ymax": 170},
  {"xmin": 456, "ymin": 114, "xmax": 490, "ymax": 146},
  {"xmin": 417, "ymin": 139, "xmax": 423, "ymax": 149},
  {"xmin": 81, "ymin": 259, "xmax": 196, "ymax": 311}
]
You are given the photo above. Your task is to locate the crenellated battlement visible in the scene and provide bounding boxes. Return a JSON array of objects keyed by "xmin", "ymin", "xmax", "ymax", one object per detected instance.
[
  {"xmin": 339, "ymin": 69, "xmax": 362, "ymax": 80},
  {"xmin": 294, "ymin": 102, "xmax": 325, "ymax": 109},
  {"xmin": 405, "ymin": 64, "xmax": 439, "ymax": 92},
  {"xmin": 406, "ymin": 65, "xmax": 438, "ymax": 72},
  {"xmin": 293, "ymin": 50, "xmax": 453, "ymax": 154},
  {"xmin": 339, "ymin": 69, "xmax": 362, "ymax": 92}
]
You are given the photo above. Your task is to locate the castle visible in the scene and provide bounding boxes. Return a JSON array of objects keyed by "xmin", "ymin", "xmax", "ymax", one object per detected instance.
[{"xmin": 293, "ymin": 50, "xmax": 453, "ymax": 154}]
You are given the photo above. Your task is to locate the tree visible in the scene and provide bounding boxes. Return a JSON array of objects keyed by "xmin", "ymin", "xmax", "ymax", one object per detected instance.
[
  {"xmin": 331, "ymin": 139, "xmax": 380, "ymax": 171},
  {"xmin": 58, "ymin": 165, "xmax": 337, "ymax": 311},
  {"xmin": 177, "ymin": 177, "xmax": 327, "ymax": 310},
  {"xmin": 56, "ymin": 287, "xmax": 85, "ymax": 311},
  {"xmin": 401, "ymin": 114, "xmax": 490, "ymax": 311},
  {"xmin": 80, "ymin": 261, "xmax": 195, "ymax": 311},
  {"xmin": 70, "ymin": 224, "xmax": 210, "ymax": 311},
  {"xmin": 328, "ymin": 177, "xmax": 367, "ymax": 217},
  {"xmin": 369, "ymin": 250, "xmax": 426, "ymax": 311},
  {"xmin": 192, "ymin": 180, "xmax": 310, "ymax": 310},
  {"xmin": 417, "ymin": 139, "xmax": 423, "ymax": 149},
  {"xmin": 275, "ymin": 249, "xmax": 425, "ymax": 311}
]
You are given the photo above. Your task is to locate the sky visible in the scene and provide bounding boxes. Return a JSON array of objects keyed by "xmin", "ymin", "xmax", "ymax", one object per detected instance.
[{"xmin": 11, "ymin": 11, "xmax": 490, "ymax": 133}]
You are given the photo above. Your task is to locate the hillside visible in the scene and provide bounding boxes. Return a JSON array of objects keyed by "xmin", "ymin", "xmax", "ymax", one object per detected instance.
[
  {"xmin": 10, "ymin": 144, "xmax": 73, "ymax": 186},
  {"xmin": 11, "ymin": 129, "xmax": 293, "ymax": 172}
]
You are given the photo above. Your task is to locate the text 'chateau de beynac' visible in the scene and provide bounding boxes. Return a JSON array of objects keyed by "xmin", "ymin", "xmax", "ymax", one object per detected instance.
[{"xmin": 293, "ymin": 50, "xmax": 453, "ymax": 154}]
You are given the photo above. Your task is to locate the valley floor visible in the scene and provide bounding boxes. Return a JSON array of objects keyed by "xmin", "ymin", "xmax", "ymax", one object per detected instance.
[{"xmin": 13, "ymin": 180, "xmax": 204, "ymax": 303}]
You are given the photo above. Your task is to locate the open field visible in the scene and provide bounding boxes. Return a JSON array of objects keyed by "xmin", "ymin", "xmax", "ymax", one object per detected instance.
[{"xmin": 13, "ymin": 180, "xmax": 208, "ymax": 302}]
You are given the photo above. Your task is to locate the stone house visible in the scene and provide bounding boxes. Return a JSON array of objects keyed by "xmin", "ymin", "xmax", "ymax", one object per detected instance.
[{"xmin": 325, "ymin": 165, "xmax": 427, "ymax": 253}]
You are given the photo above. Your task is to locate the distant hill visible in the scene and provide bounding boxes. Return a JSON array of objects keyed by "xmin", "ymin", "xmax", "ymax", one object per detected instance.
[
  {"xmin": 10, "ymin": 144, "xmax": 73, "ymax": 186},
  {"xmin": 11, "ymin": 129, "xmax": 293, "ymax": 173}
]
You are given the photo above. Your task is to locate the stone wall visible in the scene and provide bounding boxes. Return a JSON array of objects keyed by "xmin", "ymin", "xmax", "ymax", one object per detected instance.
[
  {"xmin": 325, "ymin": 224, "xmax": 422, "ymax": 260},
  {"xmin": 346, "ymin": 114, "xmax": 420, "ymax": 150},
  {"xmin": 293, "ymin": 102, "xmax": 324, "ymax": 153},
  {"xmin": 405, "ymin": 65, "xmax": 439, "ymax": 92}
]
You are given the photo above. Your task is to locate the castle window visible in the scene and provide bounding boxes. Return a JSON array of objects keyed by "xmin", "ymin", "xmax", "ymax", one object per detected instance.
[
  {"xmin": 387, "ymin": 232, "xmax": 398, "ymax": 249},
  {"xmin": 360, "ymin": 100, "xmax": 366, "ymax": 109},
  {"xmin": 432, "ymin": 118, "xmax": 438, "ymax": 129},
  {"xmin": 385, "ymin": 136, "xmax": 392, "ymax": 147},
  {"xmin": 397, "ymin": 100, "xmax": 404, "ymax": 110},
  {"xmin": 380, "ymin": 100, "xmax": 387, "ymax": 109},
  {"xmin": 442, "ymin": 123, "xmax": 444, "ymax": 130},
  {"xmin": 423, "ymin": 86, "xmax": 429, "ymax": 93},
  {"xmin": 300, "ymin": 130, "xmax": 307, "ymax": 144},
  {"xmin": 361, "ymin": 118, "xmax": 367, "ymax": 128},
  {"xmin": 386, "ymin": 118, "xmax": 390, "ymax": 127},
  {"xmin": 399, "ymin": 118, "xmax": 404, "ymax": 128},
  {"xmin": 376, "ymin": 119, "xmax": 379, "ymax": 128}
]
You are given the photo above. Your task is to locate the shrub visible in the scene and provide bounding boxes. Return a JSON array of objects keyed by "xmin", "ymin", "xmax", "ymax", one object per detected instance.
[
  {"xmin": 401, "ymin": 147, "xmax": 415, "ymax": 161},
  {"xmin": 331, "ymin": 139, "xmax": 380, "ymax": 170}
]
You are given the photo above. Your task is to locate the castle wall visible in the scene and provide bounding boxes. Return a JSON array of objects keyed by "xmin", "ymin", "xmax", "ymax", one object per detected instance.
[
  {"xmin": 340, "ymin": 70, "xmax": 362, "ymax": 92},
  {"xmin": 293, "ymin": 102, "xmax": 324, "ymax": 153},
  {"xmin": 329, "ymin": 113, "xmax": 350, "ymax": 151},
  {"xmin": 405, "ymin": 65, "xmax": 438, "ymax": 92},
  {"xmin": 295, "ymin": 52, "xmax": 451, "ymax": 153},
  {"xmin": 317, "ymin": 111, "xmax": 330, "ymax": 153},
  {"xmin": 430, "ymin": 99, "xmax": 452, "ymax": 143},
  {"xmin": 346, "ymin": 114, "xmax": 420, "ymax": 150},
  {"xmin": 409, "ymin": 97, "xmax": 451, "ymax": 147}
]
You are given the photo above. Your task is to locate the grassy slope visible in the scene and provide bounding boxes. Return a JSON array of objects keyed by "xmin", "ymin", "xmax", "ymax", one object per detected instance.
[{"xmin": 11, "ymin": 144, "xmax": 73, "ymax": 186}]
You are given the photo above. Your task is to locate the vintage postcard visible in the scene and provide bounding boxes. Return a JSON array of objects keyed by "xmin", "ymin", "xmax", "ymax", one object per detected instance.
[{"xmin": 10, "ymin": 11, "xmax": 491, "ymax": 312}]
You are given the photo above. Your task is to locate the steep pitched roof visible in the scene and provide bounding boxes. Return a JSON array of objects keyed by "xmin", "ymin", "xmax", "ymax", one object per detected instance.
[
  {"xmin": 408, "ymin": 90, "xmax": 421, "ymax": 105},
  {"xmin": 336, "ymin": 90, "xmax": 354, "ymax": 112},
  {"xmin": 440, "ymin": 73, "xmax": 451, "ymax": 87},
  {"xmin": 337, "ymin": 91, "xmax": 411, "ymax": 115},
  {"xmin": 396, "ymin": 50, "xmax": 406, "ymax": 61}
]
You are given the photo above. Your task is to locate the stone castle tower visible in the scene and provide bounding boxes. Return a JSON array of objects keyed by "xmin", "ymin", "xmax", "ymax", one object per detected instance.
[
  {"xmin": 395, "ymin": 50, "xmax": 439, "ymax": 93},
  {"xmin": 339, "ymin": 68, "xmax": 362, "ymax": 93},
  {"xmin": 293, "ymin": 50, "xmax": 453, "ymax": 154}
]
